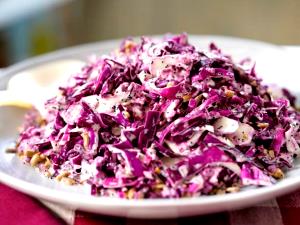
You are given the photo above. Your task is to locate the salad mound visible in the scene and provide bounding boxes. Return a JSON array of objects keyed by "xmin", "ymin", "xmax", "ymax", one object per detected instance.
[{"xmin": 15, "ymin": 34, "xmax": 300, "ymax": 198}]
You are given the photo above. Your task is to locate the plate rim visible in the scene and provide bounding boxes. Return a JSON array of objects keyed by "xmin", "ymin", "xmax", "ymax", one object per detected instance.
[{"xmin": 1, "ymin": 163, "xmax": 300, "ymax": 207}]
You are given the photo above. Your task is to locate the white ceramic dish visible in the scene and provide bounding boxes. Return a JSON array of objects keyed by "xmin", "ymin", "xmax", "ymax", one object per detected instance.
[{"xmin": 0, "ymin": 35, "xmax": 299, "ymax": 219}]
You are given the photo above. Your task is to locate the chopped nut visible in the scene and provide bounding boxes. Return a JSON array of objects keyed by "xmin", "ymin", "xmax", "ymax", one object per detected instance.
[
  {"xmin": 195, "ymin": 95, "xmax": 203, "ymax": 103},
  {"xmin": 40, "ymin": 154, "xmax": 46, "ymax": 160},
  {"xmin": 24, "ymin": 150, "xmax": 37, "ymax": 157},
  {"xmin": 241, "ymin": 133, "xmax": 248, "ymax": 141},
  {"xmin": 123, "ymin": 111, "xmax": 130, "ymax": 119},
  {"xmin": 112, "ymin": 127, "xmax": 121, "ymax": 136},
  {"xmin": 272, "ymin": 168, "xmax": 284, "ymax": 179},
  {"xmin": 182, "ymin": 95, "xmax": 192, "ymax": 102},
  {"xmin": 37, "ymin": 118, "xmax": 47, "ymax": 126},
  {"xmin": 127, "ymin": 188, "xmax": 135, "ymax": 199},
  {"xmin": 154, "ymin": 167, "xmax": 161, "ymax": 174},
  {"xmin": 17, "ymin": 152, "xmax": 24, "ymax": 157},
  {"xmin": 250, "ymin": 80, "xmax": 257, "ymax": 87},
  {"xmin": 257, "ymin": 122, "xmax": 269, "ymax": 129},
  {"xmin": 268, "ymin": 150, "xmax": 275, "ymax": 158},
  {"xmin": 209, "ymin": 187, "xmax": 226, "ymax": 195},
  {"xmin": 82, "ymin": 133, "xmax": 90, "ymax": 150},
  {"xmin": 30, "ymin": 153, "xmax": 44, "ymax": 167},
  {"xmin": 154, "ymin": 184, "xmax": 165, "ymax": 189},
  {"xmin": 226, "ymin": 186, "xmax": 240, "ymax": 193},
  {"xmin": 44, "ymin": 157, "xmax": 51, "ymax": 169},
  {"xmin": 56, "ymin": 171, "xmax": 70, "ymax": 181},
  {"xmin": 124, "ymin": 40, "xmax": 135, "ymax": 54},
  {"xmin": 216, "ymin": 189, "xmax": 226, "ymax": 195},
  {"xmin": 225, "ymin": 90, "xmax": 235, "ymax": 98},
  {"xmin": 61, "ymin": 177, "xmax": 76, "ymax": 185},
  {"xmin": 5, "ymin": 148, "xmax": 17, "ymax": 154},
  {"xmin": 166, "ymin": 82, "xmax": 174, "ymax": 87}
]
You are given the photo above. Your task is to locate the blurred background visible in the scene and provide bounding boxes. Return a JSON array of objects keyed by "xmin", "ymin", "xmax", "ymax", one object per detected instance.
[{"xmin": 0, "ymin": 0, "xmax": 299, "ymax": 67}]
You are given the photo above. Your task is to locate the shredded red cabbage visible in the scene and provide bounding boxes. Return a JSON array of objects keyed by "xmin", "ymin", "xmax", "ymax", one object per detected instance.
[{"xmin": 15, "ymin": 34, "xmax": 300, "ymax": 198}]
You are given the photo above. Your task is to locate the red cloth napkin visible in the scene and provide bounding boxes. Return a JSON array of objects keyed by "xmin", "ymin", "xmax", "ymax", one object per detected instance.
[
  {"xmin": 1, "ymin": 182, "xmax": 299, "ymax": 225},
  {"xmin": 0, "ymin": 183, "xmax": 65, "ymax": 225}
]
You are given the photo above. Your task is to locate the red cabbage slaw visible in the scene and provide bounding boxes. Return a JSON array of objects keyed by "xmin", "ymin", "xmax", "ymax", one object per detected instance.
[{"xmin": 15, "ymin": 34, "xmax": 300, "ymax": 198}]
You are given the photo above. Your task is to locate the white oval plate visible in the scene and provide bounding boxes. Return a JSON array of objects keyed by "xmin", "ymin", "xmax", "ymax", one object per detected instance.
[{"xmin": 0, "ymin": 35, "xmax": 299, "ymax": 219}]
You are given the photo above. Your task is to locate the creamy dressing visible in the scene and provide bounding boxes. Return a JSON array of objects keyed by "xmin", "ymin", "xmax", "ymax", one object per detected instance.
[{"xmin": 82, "ymin": 95, "xmax": 122, "ymax": 114}]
